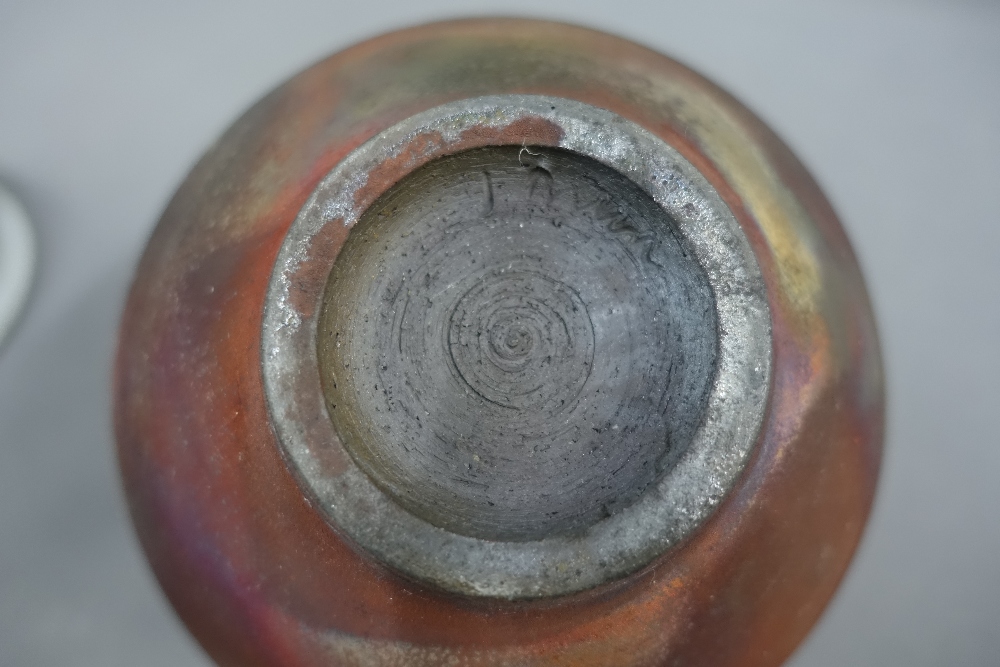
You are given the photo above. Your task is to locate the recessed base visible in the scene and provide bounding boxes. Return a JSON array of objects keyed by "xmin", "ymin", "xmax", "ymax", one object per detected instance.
[{"xmin": 318, "ymin": 146, "xmax": 717, "ymax": 542}]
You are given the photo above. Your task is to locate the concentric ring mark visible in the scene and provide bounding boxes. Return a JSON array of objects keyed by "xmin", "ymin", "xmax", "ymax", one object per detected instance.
[{"xmin": 447, "ymin": 270, "xmax": 594, "ymax": 411}]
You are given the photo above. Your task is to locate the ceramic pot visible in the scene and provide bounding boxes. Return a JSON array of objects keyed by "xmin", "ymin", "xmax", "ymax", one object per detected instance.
[{"xmin": 115, "ymin": 18, "xmax": 883, "ymax": 667}]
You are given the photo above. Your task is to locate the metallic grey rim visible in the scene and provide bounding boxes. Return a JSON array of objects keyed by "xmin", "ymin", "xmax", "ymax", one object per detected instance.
[{"xmin": 262, "ymin": 96, "xmax": 772, "ymax": 599}]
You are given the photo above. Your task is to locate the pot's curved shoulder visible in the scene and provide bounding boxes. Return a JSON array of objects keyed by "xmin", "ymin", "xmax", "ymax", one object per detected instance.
[{"xmin": 115, "ymin": 18, "xmax": 883, "ymax": 667}]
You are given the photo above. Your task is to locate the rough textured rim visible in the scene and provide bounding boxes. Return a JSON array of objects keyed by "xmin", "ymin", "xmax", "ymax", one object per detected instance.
[{"xmin": 261, "ymin": 95, "xmax": 771, "ymax": 599}]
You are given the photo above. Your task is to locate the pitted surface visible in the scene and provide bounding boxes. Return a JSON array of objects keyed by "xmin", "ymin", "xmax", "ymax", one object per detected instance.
[{"xmin": 318, "ymin": 147, "xmax": 717, "ymax": 541}]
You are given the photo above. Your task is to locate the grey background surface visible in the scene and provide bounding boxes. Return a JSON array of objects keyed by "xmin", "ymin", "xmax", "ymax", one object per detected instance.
[{"xmin": 1, "ymin": 1, "xmax": 998, "ymax": 665}]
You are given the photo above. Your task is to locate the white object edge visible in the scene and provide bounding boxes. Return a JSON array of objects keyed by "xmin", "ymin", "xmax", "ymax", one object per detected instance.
[{"xmin": 0, "ymin": 183, "xmax": 36, "ymax": 350}]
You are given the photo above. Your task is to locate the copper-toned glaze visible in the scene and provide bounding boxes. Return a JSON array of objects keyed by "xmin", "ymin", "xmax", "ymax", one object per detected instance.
[{"xmin": 115, "ymin": 18, "xmax": 883, "ymax": 666}]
